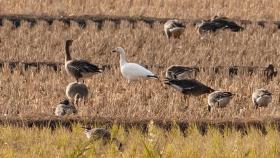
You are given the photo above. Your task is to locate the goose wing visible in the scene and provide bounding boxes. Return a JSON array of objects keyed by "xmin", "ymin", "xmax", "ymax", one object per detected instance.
[
  {"xmin": 165, "ymin": 79, "xmax": 214, "ymax": 94},
  {"xmin": 212, "ymin": 18, "xmax": 243, "ymax": 31},
  {"xmin": 166, "ymin": 65, "xmax": 198, "ymax": 79},
  {"xmin": 198, "ymin": 21, "xmax": 224, "ymax": 32},
  {"xmin": 165, "ymin": 20, "xmax": 185, "ymax": 29},
  {"xmin": 213, "ymin": 92, "xmax": 233, "ymax": 101},
  {"xmin": 122, "ymin": 63, "xmax": 156, "ymax": 78},
  {"xmin": 67, "ymin": 59, "xmax": 102, "ymax": 75}
]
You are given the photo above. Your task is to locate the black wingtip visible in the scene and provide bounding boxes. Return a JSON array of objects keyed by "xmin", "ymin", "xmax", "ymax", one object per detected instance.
[{"xmin": 147, "ymin": 75, "xmax": 159, "ymax": 79}]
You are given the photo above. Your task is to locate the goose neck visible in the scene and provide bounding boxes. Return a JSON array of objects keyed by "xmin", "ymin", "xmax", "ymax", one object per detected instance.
[
  {"xmin": 119, "ymin": 51, "xmax": 127, "ymax": 66},
  {"xmin": 65, "ymin": 43, "xmax": 72, "ymax": 62}
]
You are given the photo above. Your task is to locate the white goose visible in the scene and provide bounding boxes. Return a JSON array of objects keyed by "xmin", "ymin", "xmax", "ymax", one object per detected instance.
[{"xmin": 112, "ymin": 47, "xmax": 158, "ymax": 83}]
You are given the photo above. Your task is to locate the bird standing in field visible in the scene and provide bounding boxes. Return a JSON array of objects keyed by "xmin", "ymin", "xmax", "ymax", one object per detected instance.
[
  {"xmin": 164, "ymin": 19, "xmax": 186, "ymax": 39},
  {"xmin": 64, "ymin": 40, "xmax": 103, "ymax": 82},
  {"xmin": 196, "ymin": 16, "xmax": 243, "ymax": 34},
  {"xmin": 83, "ymin": 126, "xmax": 123, "ymax": 150},
  {"xmin": 207, "ymin": 91, "xmax": 234, "ymax": 112},
  {"xmin": 66, "ymin": 82, "xmax": 88, "ymax": 106},
  {"xmin": 264, "ymin": 64, "xmax": 277, "ymax": 81},
  {"xmin": 112, "ymin": 47, "xmax": 158, "ymax": 83},
  {"xmin": 165, "ymin": 65, "xmax": 199, "ymax": 79},
  {"xmin": 55, "ymin": 99, "xmax": 77, "ymax": 116},
  {"xmin": 252, "ymin": 89, "xmax": 272, "ymax": 109},
  {"xmin": 164, "ymin": 78, "xmax": 214, "ymax": 107}
]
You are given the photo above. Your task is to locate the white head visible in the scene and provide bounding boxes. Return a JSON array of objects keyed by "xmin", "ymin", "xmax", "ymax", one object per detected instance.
[{"xmin": 112, "ymin": 47, "xmax": 125, "ymax": 54}]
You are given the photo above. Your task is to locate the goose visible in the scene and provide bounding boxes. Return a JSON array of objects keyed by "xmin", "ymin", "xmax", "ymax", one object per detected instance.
[
  {"xmin": 164, "ymin": 78, "xmax": 214, "ymax": 96},
  {"xmin": 264, "ymin": 64, "xmax": 277, "ymax": 81},
  {"xmin": 64, "ymin": 40, "xmax": 102, "ymax": 82},
  {"xmin": 82, "ymin": 126, "xmax": 123, "ymax": 150},
  {"xmin": 165, "ymin": 65, "xmax": 199, "ymax": 79},
  {"xmin": 196, "ymin": 16, "xmax": 243, "ymax": 34},
  {"xmin": 164, "ymin": 19, "xmax": 186, "ymax": 39},
  {"xmin": 164, "ymin": 78, "xmax": 214, "ymax": 106},
  {"xmin": 207, "ymin": 91, "xmax": 234, "ymax": 112},
  {"xmin": 55, "ymin": 99, "xmax": 77, "ymax": 116},
  {"xmin": 112, "ymin": 47, "xmax": 158, "ymax": 83},
  {"xmin": 252, "ymin": 89, "xmax": 272, "ymax": 109},
  {"xmin": 196, "ymin": 20, "xmax": 225, "ymax": 34},
  {"xmin": 66, "ymin": 81, "xmax": 88, "ymax": 105},
  {"xmin": 211, "ymin": 16, "xmax": 244, "ymax": 32}
]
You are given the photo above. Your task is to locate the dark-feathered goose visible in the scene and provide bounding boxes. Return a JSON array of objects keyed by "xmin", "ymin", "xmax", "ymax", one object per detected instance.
[
  {"xmin": 164, "ymin": 78, "xmax": 214, "ymax": 96},
  {"xmin": 83, "ymin": 126, "xmax": 122, "ymax": 150},
  {"xmin": 164, "ymin": 78, "xmax": 214, "ymax": 107},
  {"xmin": 197, "ymin": 16, "xmax": 243, "ymax": 34},
  {"xmin": 64, "ymin": 40, "xmax": 102, "ymax": 82},
  {"xmin": 164, "ymin": 19, "xmax": 186, "ymax": 39},
  {"xmin": 55, "ymin": 99, "xmax": 77, "ymax": 116},
  {"xmin": 165, "ymin": 65, "xmax": 199, "ymax": 79},
  {"xmin": 208, "ymin": 91, "xmax": 234, "ymax": 111},
  {"xmin": 211, "ymin": 16, "xmax": 244, "ymax": 32},
  {"xmin": 252, "ymin": 89, "xmax": 272, "ymax": 109},
  {"xmin": 264, "ymin": 64, "xmax": 277, "ymax": 81}
]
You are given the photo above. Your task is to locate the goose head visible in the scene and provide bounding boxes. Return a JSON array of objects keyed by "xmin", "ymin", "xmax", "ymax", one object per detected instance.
[
  {"xmin": 66, "ymin": 40, "xmax": 73, "ymax": 47},
  {"xmin": 112, "ymin": 47, "xmax": 125, "ymax": 54}
]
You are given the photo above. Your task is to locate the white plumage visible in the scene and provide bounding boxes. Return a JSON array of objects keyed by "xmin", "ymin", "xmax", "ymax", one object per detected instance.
[{"xmin": 112, "ymin": 47, "xmax": 158, "ymax": 82}]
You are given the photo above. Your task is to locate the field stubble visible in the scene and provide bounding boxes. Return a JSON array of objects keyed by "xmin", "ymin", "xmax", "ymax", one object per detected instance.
[
  {"xmin": 1, "ymin": 0, "xmax": 280, "ymax": 20},
  {"xmin": 0, "ymin": 20, "xmax": 280, "ymax": 121}
]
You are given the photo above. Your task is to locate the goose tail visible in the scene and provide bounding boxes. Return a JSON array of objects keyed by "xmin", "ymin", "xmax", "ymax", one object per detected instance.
[{"xmin": 147, "ymin": 75, "xmax": 159, "ymax": 80}]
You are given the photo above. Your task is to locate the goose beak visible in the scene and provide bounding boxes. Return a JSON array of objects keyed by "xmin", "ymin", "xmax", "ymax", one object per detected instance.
[{"xmin": 111, "ymin": 49, "xmax": 117, "ymax": 53}]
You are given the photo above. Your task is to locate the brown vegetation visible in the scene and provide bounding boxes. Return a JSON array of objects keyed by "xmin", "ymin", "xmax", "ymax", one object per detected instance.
[
  {"xmin": 1, "ymin": 0, "xmax": 280, "ymax": 20},
  {"xmin": 0, "ymin": 19, "xmax": 280, "ymax": 122},
  {"xmin": 0, "ymin": 1, "xmax": 280, "ymax": 123}
]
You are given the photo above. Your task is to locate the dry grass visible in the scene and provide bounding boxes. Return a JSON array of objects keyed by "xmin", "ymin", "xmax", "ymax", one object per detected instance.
[
  {"xmin": 1, "ymin": 0, "xmax": 280, "ymax": 20},
  {"xmin": 0, "ymin": 1, "xmax": 280, "ymax": 122},
  {"xmin": 0, "ymin": 124, "xmax": 279, "ymax": 157},
  {"xmin": 0, "ymin": 19, "xmax": 280, "ymax": 121}
]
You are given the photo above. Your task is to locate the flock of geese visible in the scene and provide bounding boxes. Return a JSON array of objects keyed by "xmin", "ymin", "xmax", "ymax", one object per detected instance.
[{"xmin": 52, "ymin": 17, "xmax": 272, "ymax": 144}]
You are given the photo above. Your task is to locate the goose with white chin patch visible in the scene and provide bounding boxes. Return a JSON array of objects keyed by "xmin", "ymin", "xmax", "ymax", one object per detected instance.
[{"xmin": 112, "ymin": 47, "xmax": 158, "ymax": 83}]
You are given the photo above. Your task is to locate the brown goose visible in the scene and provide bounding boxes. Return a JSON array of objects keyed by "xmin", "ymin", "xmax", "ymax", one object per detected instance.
[
  {"xmin": 264, "ymin": 64, "xmax": 277, "ymax": 81},
  {"xmin": 165, "ymin": 65, "xmax": 199, "ymax": 79},
  {"xmin": 164, "ymin": 78, "xmax": 214, "ymax": 107},
  {"xmin": 164, "ymin": 78, "xmax": 214, "ymax": 96},
  {"xmin": 64, "ymin": 40, "xmax": 102, "ymax": 82},
  {"xmin": 164, "ymin": 19, "xmax": 186, "ymax": 39},
  {"xmin": 66, "ymin": 82, "xmax": 89, "ymax": 105},
  {"xmin": 197, "ymin": 16, "xmax": 243, "ymax": 34},
  {"xmin": 252, "ymin": 89, "xmax": 272, "ymax": 109},
  {"xmin": 82, "ymin": 126, "xmax": 123, "ymax": 150},
  {"xmin": 207, "ymin": 91, "xmax": 234, "ymax": 112},
  {"xmin": 55, "ymin": 99, "xmax": 77, "ymax": 116}
]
